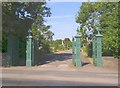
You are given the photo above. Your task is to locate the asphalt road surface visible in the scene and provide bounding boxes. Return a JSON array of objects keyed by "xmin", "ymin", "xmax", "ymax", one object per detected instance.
[{"xmin": 1, "ymin": 50, "xmax": 118, "ymax": 86}]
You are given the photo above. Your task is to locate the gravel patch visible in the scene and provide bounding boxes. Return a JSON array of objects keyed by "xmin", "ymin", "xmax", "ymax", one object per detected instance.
[{"xmin": 102, "ymin": 57, "xmax": 118, "ymax": 71}]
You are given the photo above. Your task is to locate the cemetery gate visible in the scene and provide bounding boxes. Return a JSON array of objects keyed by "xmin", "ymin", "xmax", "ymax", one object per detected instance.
[{"xmin": 72, "ymin": 30, "xmax": 103, "ymax": 67}]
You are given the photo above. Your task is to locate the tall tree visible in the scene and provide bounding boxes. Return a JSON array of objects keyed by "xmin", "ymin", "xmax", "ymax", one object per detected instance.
[
  {"xmin": 76, "ymin": 2, "xmax": 119, "ymax": 58},
  {"xmin": 2, "ymin": 2, "xmax": 54, "ymax": 53}
]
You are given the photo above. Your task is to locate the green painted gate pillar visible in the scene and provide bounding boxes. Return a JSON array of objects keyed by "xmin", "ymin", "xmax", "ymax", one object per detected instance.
[
  {"xmin": 96, "ymin": 32, "xmax": 103, "ymax": 67},
  {"xmin": 75, "ymin": 33, "xmax": 82, "ymax": 67},
  {"xmin": 26, "ymin": 29, "xmax": 33, "ymax": 66},
  {"xmin": 72, "ymin": 37, "xmax": 75, "ymax": 65}
]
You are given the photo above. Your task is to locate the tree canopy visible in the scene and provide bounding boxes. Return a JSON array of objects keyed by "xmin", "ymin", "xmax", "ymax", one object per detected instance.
[
  {"xmin": 2, "ymin": 2, "xmax": 54, "ymax": 53},
  {"xmin": 76, "ymin": 2, "xmax": 119, "ymax": 58}
]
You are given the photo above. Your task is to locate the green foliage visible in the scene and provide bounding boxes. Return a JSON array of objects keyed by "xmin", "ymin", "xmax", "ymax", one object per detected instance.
[
  {"xmin": 49, "ymin": 38, "xmax": 72, "ymax": 52},
  {"xmin": 86, "ymin": 42, "xmax": 92, "ymax": 57},
  {"xmin": 63, "ymin": 38, "xmax": 72, "ymax": 50},
  {"xmin": 76, "ymin": 2, "xmax": 119, "ymax": 58},
  {"xmin": 2, "ymin": 2, "xmax": 32, "ymax": 36},
  {"xmin": 18, "ymin": 36, "xmax": 26, "ymax": 59},
  {"xmin": 2, "ymin": 36, "xmax": 7, "ymax": 53},
  {"xmin": 49, "ymin": 39, "xmax": 64, "ymax": 52},
  {"xmin": 2, "ymin": 2, "xmax": 54, "ymax": 55}
]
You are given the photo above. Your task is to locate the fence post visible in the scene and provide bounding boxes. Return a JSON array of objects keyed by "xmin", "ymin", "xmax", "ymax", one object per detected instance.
[
  {"xmin": 96, "ymin": 32, "xmax": 103, "ymax": 67},
  {"xmin": 75, "ymin": 34, "xmax": 81, "ymax": 67}
]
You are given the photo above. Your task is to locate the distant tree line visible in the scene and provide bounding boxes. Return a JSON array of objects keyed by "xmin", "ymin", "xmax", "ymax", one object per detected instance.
[{"xmin": 49, "ymin": 38, "xmax": 72, "ymax": 52}]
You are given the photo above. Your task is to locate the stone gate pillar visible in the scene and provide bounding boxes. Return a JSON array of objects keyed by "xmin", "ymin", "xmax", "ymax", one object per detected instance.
[
  {"xmin": 75, "ymin": 34, "xmax": 82, "ymax": 67},
  {"xmin": 96, "ymin": 32, "xmax": 103, "ymax": 67},
  {"xmin": 26, "ymin": 29, "xmax": 33, "ymax": 66}
]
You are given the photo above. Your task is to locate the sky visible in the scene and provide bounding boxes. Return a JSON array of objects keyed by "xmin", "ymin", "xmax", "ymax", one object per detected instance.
[{"xmin": 45, "ymin": 2, "xmax": 82, "ymax": 40}]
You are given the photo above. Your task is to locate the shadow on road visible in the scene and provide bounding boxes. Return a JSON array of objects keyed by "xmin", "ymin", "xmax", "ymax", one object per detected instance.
[
  {"xmin": 35, "ymin": 52, "xmax": 72, "ymax": 66},
  {"xmin": 82, "ymin": 62, "xmax": 90, "ymax": 66},
  {"xmin": 35, "ymin": 51, "xmax": 92, "ymax": 67},
  {"xmin": 2, "ymin": 50, "xmax": 92, "ymax": 67}
]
